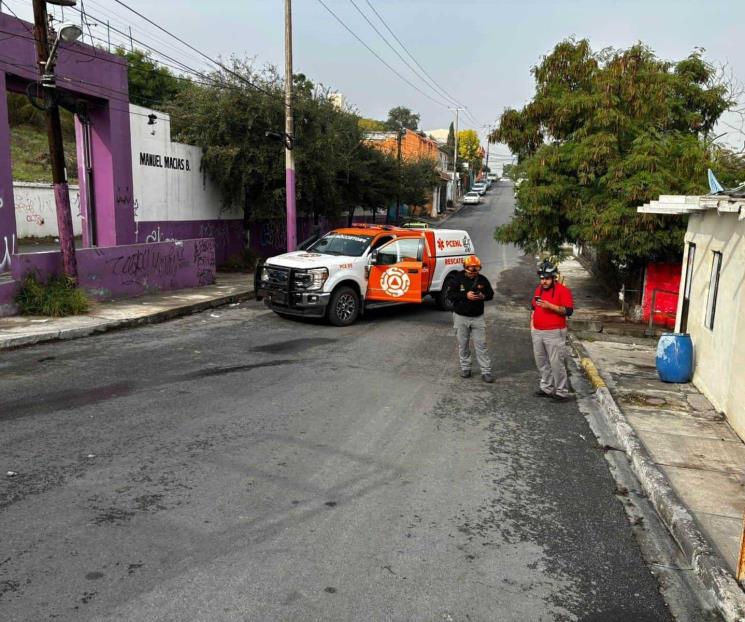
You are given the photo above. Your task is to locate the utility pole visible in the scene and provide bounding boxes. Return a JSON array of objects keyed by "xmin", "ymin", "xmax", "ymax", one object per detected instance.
[
  {"xmin": 483, "ymin": 124, "xmax": 492, "ymax": 179},
  {"xmin": 394, "ymin": 126, "xmax": 405, "ymax": 225},
  {"xmin": 449, "ymin": 107, "xmax": 464, "ymax": 200},
  {"xmin": 284, "ymin": 0, "xmax": 296, "ymax": 251},
  {"xmin": 32, "ymin": 0, "xmax": 78, "ymax": 280}
]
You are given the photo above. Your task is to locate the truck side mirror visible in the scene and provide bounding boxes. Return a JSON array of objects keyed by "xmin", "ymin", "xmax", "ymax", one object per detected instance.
[{"xmin": 370, "ymin": 249, "xmax": 379, "ymax": 265}]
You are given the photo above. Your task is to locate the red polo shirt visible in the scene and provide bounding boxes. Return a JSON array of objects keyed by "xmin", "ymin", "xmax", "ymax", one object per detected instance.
[{"xmin": 531, "ymin": 282, "xmax": 574, "ymax": 330}]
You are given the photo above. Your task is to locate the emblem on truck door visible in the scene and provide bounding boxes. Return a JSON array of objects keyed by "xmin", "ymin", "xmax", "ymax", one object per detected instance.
[{"xmin": 381, "ymin": 267, "xmax": 411, "ymax": 297}]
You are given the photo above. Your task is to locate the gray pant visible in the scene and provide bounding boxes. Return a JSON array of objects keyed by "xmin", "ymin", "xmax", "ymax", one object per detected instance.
[
  {"xmin": 531, "ymin": 328, "xmax": 569, "ymax": 397},
  {"xmin": 453, "ymin": 313, "xmax": 491, "ymax": 374}
]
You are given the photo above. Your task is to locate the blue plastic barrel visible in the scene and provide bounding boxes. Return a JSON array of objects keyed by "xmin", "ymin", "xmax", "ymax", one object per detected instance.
[{"xmin": 656, "ymin": 333, "xmax": 694, "ymax": 383}]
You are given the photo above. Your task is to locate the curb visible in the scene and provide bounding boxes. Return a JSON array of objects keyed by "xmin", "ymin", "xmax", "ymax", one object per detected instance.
[
  {"xmin": 0, "ymin": 289, "xmax": 255, "ymax": 351},
  {"xmin": 569, "ymin": 335, "xmax": 745, "ymax": 622}
]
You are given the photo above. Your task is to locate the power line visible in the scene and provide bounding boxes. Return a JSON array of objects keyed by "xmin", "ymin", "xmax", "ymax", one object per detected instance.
[
  {"xmin": 314, "ymin": 0, "xmax": 451, "ymax": 110},
  {"xmin": 362, "ymin": 0, "xmax": 466, "ymax": 111},
  {"xmin": 347, "ymin": 0, "xmax": 456, "ymax": 108},
  {"xmin": 109, "ymin": 0, "xmax": 284, "ymax": 104}
]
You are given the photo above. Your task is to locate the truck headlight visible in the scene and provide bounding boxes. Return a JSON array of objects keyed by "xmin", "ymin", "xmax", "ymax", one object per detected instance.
[
  {"xmin": 294, "ymin": 267, "xmax": 328, "ymax": 291},
  {"xmin": 261, "ymin": 266, "xmax": 270, "ymax": 282}
]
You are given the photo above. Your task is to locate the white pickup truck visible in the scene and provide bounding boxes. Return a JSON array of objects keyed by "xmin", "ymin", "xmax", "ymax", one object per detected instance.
[{"xmin": 255, "ymin": 224, "xmax": 476, "ymax": 326}]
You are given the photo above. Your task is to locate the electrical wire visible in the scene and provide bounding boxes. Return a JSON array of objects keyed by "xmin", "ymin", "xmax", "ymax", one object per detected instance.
[
  {"xmin": 108, "ymin": 0, "xmax": 285, "ymax": 105},
  {"xmin": 362, "ymin": 0, "xmax": 468, "ymax": 113},
  {"xmin": 347, "ymin": 0, "xmax": 456, "ymax": 108},
  {"xmin": 314, "ymin": 0, "xmax": 452, "ymax": 110}
]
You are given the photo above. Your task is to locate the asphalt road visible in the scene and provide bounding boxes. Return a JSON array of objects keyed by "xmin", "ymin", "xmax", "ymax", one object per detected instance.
[{"xmin": 1, "ymin": 182, "xmax": 675, "ymax": 621}]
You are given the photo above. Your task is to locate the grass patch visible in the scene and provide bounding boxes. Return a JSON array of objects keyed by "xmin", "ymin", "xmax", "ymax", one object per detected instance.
[
  {"xmin": 16, "ymin": 272, "xmax": 89, "ymax": 317},
  {"xmin": 10, "ymin": 125, "xmax": 77, "ymax": 183}
]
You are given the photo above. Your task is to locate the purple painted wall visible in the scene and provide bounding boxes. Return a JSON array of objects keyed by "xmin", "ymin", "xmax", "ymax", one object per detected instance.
[
  {"xmin": 0, "ymin": 279, "xmax": 18, "ymax": 314},
  {"xmin": 11, "ymin": 239, "xmax": 215, "ymax": 301},
  {"xmin": 135, "ymin": 219, "xmax": 243, "ymax": 266},
  {"xmin": 0, "ymin": 14, "xmax": 133, "ymax": 273}
]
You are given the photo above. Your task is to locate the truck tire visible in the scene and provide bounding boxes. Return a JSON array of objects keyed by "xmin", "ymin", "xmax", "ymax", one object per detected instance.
[
  {"xmin": 435, "ymin": 273, "xmax": 457, "ymax": 312},
  {"xmin": 327, "ymin": 286, "xmax": 360, "ymax": 326}
]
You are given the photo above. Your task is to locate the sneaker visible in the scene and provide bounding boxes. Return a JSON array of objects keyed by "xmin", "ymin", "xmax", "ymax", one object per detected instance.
[
  {"xmin": 534, "ymin": 390, "xmax": 553, "ymax": 397},
  {"xmin": 481, "ymin": 373, "xmax": 494, "ymax": 383},
  {"xmin": 551, "ymin": 394, "xmax": 571, "ymax": 402},
  {"xmin": 460, "ymin": 370, "xmax": 471, "ymax": 378}
]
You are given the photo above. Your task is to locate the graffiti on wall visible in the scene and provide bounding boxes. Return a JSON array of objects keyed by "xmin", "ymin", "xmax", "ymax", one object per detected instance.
[
  {"xmin": 193, "ymin": 238, "xmax": 216, "ymax": 286},
  {"xmin": 0, "ymin": 234, "xmax": 15, "ymax": 272},
  {"xmin": 104, "ymin": 243, "xmax": 190, "ymax": 287},
  {"xmin": 13, "ymin": 184, "xmax": 82, "ymax": 238},
  {"xmin": 143, "ymin": 226, "xmax": 177, "ymax": 244}
]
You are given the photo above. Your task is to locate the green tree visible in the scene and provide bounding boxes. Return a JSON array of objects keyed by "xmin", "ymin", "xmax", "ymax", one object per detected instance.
[
  {"xmin": 457, "ymin": 129, "xmax": 483, "ymax": 176},
  {"xmin": 492, "ymin": 39, "xmax": 744, "ymax": 269},
  {"xmin": 444, "ymin": 121, "xmax": 455, "ymax": 165},
  {"xmin": 169, "ymin": 59, "xmax": 432, "ymax": 235},
  {"xmin": 116, "ymin": 48, "xmax": 185, "ymax": 108},
  {"xmin": 358, "ymin": 117, "xmax": 387, "ymax": 132},
  {"xmin": 386, "ymin": 106, "xmax": 420, "ymax": 130}
]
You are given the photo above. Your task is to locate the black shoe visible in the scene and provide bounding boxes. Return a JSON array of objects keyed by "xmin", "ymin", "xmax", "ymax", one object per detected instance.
[
  {"xmin": 460, "ymin": 370, "xmax": 471, "ymax": 378},
  {"xmin": 534, "ymin": 390, "xmax": 553, "ymax": 397},
  {"xmin": 551, "ymin": 394, "xmax": 571, "ymax": 402},
  {"xmin": 481, "ymin": 373, "xmax": 494, "ymax": 383}
]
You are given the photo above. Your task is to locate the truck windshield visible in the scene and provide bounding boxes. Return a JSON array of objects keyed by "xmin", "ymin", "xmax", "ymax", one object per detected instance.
[{"xmin": 308, "ymin": 233, "xmax": 373, "ymax": 257}]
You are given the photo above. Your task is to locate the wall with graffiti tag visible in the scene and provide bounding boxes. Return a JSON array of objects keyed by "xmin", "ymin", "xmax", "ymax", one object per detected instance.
[{"xmin": 11, "ymin": 238, "xmax": 216, "ymax": 301}]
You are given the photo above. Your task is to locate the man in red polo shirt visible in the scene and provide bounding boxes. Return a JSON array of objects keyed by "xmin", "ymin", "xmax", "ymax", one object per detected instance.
[{"xmin": 530, "ymin": 260, "xmax": 574, "ymax": 401}]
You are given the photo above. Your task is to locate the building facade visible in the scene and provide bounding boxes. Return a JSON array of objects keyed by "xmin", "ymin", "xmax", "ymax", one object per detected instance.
[
  {"xmin": 364, "ymin": 129, "xmax": 447, "ymax": 218},
  {"xmin": 638, "ymin": 193, "xmax": 745, "ymax": 439}
]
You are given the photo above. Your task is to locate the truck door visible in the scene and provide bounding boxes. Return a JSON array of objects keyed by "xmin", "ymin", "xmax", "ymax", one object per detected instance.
[{"xmin": 367, "ymin": 237, "xmax": 424, "ymax": 303}]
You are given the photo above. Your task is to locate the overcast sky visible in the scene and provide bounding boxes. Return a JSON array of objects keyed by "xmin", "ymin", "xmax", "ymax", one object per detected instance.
[{"xmin": 6, "ymin": 0, "xmax": 745, "ymax": 158}]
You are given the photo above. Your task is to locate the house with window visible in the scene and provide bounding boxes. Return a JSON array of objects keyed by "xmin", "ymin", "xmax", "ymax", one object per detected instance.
[
  {"xmin": 364, "ymin": 129, "xmax": 447, "ymax": 218},
  {"xmin": 638, "ymin": 192, "xmax": 745, "ymax": 439}
]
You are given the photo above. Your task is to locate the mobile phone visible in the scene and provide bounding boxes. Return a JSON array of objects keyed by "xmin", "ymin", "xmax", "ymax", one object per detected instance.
[{"xmin": 534, "ymin": 296, "xmax": 541, "ymax": 302}]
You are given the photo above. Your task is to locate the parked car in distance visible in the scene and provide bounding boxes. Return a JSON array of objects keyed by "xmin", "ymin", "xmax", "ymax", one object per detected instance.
[
  {"xmin": 463, "ymin": 191, "xmax": 481, "ymax": 205},
  {"xmin": 487, "ymin": 173, "xmax": 499, "ymax": 182},
  {"xmin": 472, "ymin": 183, "xmax": 487, "ymax": 195}
]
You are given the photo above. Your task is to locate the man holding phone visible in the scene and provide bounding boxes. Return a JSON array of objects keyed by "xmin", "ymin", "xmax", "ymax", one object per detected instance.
[
  {"xmin": 530, "ymin": 260, "xmax": 574, "ymax": 401},
  {"xmin": 447, "ymin": 255, "xmax": 495, "ymax": 383}
]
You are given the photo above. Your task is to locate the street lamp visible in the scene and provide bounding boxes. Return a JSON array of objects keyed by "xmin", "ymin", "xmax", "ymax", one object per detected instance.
[{"xmin": 44, "ymin": 22, "xmax": 83, "ymax": 79}]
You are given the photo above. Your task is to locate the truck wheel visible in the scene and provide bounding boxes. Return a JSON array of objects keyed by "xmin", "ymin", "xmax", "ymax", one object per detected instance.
[
  {"xmin": 435, "ymin": 274, "xmax": 457, "ymax": 312},
  {"xmin": 327, "ymin": 286, "xmax": 359, "ymax": 326}
]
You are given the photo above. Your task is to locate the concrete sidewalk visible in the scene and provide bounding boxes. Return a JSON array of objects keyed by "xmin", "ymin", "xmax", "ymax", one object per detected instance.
[
  {"xmin": 0, "ymin": 272, "xmax": 254, "ymax": 350},
  {"xmin": 564, "ymin": 256, "xmax": 745, "ymax": 622}
]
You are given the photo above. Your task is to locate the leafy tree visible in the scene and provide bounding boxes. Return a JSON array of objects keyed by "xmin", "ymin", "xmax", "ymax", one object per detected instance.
[
  {"xmin": 457, "ymin": 129, "xmax": 483, "ymax": 175},
  {"xmin": 358, "ymin": 117, "xmax": 387, "ymax": 132},
  {"xmin": 169, "ymin": 59, "xmax": 434, "ymax": 236},
  {"xmin": 492, "ymin": 39, "xmax": 745, "ymax": 269},
  {"xmin": 386, "ymin": 106, "xmax": 420, "ymax": 130},
  {"xmin": 116, "ymin": 47, "xmax": 185, "ymax": 108},
  {"xmin": 444, "ymin": 121, "xmax": 455, "ymax": 165}
]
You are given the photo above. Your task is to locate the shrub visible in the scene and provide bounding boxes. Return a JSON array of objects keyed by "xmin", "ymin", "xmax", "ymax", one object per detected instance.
[{"xmin": 16, "ymin": 272, "xmax": 89, "ymax": 317}]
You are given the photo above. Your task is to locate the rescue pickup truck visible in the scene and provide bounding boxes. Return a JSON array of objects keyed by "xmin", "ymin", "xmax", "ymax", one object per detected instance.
[{"xmin": 255, "ymin": 224, "xmax": 475, "ymax": 326}]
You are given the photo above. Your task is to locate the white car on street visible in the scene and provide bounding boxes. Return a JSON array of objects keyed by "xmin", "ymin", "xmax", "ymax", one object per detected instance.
[
  {"xmin": 472, "ymin": 183, "xmax": 487, "ymax": 196},
  {"xmin": 463, "ymin": 191, "xmax": 481, "ymax": 205}
]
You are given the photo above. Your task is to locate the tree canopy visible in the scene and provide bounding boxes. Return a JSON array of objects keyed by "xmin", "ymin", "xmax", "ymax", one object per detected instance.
[
  {"xmin": 386, "ymin": 106, "xmax": 420, "ymax": 130},
  {"xmin": 168, "ymin": 61, "xmax": 436, "ymax": 226},
  {"xmin": 117, "ymin": 48, "xmax": 185, "ymax": 108},
  {"xmin": 457, "ymin": 129, "xmax": 483, "ymax": 173},
  {"xmin": 492, "ymin": 38, "xmax": 745, "ymax": 266}
]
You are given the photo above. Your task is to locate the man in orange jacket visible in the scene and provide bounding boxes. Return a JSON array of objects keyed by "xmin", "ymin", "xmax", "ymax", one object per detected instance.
[{"xmin": 530, "ymin": 260, "xmax": 574, "ymax": 401}]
